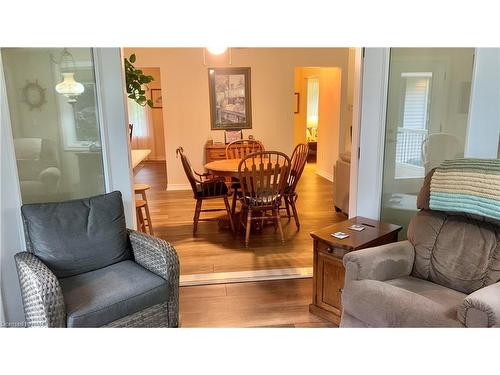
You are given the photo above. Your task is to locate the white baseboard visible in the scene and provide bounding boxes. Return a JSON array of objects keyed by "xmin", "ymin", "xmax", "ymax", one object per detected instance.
[
  {"xmin": 180, "ymin": 267, "xmax": 313, "ymax": 286},
  {"xmin": 315, "ymin": 168, "xmax": 334, "ymax": 182},
  {"xmin": 166, "ymin": 183, "xmax": 191, "ymax": 191}
]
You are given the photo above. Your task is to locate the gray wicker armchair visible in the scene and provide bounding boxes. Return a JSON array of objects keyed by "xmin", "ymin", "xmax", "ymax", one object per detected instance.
[{"xmin": 14, "ymin": 191, "xmax": 179, "ymax": 328}]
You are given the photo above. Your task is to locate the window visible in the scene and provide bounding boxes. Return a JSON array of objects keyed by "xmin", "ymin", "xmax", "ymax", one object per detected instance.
[
  {"xmin": 395, "ymin": 72, "xmax": 432, "ymax": 179},
  {"xmin": 306, "ymin": 77, "xmax": 319, "ymax": 142}
]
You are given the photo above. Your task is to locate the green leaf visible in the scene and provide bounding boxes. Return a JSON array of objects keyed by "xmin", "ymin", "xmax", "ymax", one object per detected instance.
[
  {"xmin": 129, "ymin": 54, "xmax": 136, "ymax": 63},
  {"xmin": 147, "ymin": 99, "xmax": 153, "ymax": 107}
]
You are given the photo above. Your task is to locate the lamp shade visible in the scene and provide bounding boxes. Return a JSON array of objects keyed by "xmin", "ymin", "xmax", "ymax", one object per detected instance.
[{"xmin": 55, "ymin": 73, "xmax": 84, "ymax": 98}]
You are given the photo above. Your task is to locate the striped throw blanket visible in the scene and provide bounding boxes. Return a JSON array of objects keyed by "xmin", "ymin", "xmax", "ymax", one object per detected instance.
[{"xmin": 430, "ymin": 158, "xmax": 500, "ymax": 220}]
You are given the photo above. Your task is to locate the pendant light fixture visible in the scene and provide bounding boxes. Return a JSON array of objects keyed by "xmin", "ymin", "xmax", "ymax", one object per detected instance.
[{"xmin": 53, "ymin": 48, "xmax": 84, "ymax": 103}]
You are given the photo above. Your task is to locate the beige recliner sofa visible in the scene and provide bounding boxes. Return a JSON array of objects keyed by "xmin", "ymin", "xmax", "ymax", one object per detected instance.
[{"xmin": 340, "ymin": 171, "xmax": 500, "ymax": 327}]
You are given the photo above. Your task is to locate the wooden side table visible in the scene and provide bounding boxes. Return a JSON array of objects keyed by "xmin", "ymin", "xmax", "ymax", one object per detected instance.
[{"xmin": 309, "ymin": 216, "xmax": 402, "ymax": 325}]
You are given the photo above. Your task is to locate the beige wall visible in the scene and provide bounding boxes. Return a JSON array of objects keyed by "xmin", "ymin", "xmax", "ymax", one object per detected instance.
[
  {"xmin": 124, "ymin": 48, "xmax": 350, "ymax": 188},
  {"xmin": 130, "ymin": 67, "xmax": 165, "ymax": 160},
  {"xmin": 294, "ymin": 67, "xmax": 342, "ymax": 181}
]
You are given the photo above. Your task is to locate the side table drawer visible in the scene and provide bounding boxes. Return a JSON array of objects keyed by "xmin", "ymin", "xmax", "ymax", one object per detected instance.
[{"xmin": 316, "ymin": 241, "xmax": 349, "ymax": 259}]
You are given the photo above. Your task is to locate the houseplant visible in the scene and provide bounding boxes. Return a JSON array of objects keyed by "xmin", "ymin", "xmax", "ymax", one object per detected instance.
[{"xmin": 124, "ymin": 53, "xmax": 154, "ymax": 107}]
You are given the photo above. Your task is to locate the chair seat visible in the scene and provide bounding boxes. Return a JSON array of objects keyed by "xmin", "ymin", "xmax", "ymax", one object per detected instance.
[
  {"xmin": 59, "ymin": 260, "xmax": 168, "ymax": 327},
  {"xmin": 243, "ymin": 193, "xmax": 280, "ymax": 207},
  {"xmin": 195, "ymin": 180, "xmax": 228, "ymax": 198},
  {"xmin": 134, "ymin": 183, "xmax": 151, "ymax": 192},
  {"xmin": 342, "ymin": 276, "xmax": 466, "ymax": 327}
]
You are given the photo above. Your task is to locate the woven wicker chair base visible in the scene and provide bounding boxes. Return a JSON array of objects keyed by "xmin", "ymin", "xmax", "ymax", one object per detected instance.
[{"xmin": 104, "ymin": 302, "xmax": 172, "ymax": 328}]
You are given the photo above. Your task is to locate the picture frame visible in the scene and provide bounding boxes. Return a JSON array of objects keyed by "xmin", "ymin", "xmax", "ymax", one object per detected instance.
[
  {"xmin": 208, "ymin": 67, "xmax": 252, "ymax": 130},
  {"xmin": 151, "ymin": 89, "xmax": 162, "ymax": 108},
  {"xmin": 294, "ymin": 92, "xmax": 300, "ymax": 114},
  {"xmin": 224, "ymin": 130, "xmax": 243, "ymax": 144}
]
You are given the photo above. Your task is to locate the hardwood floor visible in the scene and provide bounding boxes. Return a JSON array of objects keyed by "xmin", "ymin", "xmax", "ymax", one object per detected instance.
[
  {"xmin": 134, "ymin": 160, "xmax": 346, "ymax": 275},
  {"xmin": 180, "ymin": 278, "xmax": 335, "ymax": 327}
]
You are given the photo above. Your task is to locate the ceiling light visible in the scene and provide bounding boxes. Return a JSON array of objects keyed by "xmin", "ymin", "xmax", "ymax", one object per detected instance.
[{"xmin": 206, "ymin": 46, "xmax": 227, "ymax": 55}]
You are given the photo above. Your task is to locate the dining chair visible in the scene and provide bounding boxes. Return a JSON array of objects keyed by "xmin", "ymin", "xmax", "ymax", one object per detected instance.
[
  {"xmin": 225, "ymin": 139, "xmax": 265, "ymax": 159},
  {"xmin": 281, "ymin": 143, "xmax": 309, "ymax": 229},
  {"xmin": 176, "ymin": 147, "xmax": 235, "ymax": 235},
  {"xmin": 225, "ymin": 140, "xmax": 265, "ymax": 214},
  {"xmin": 238, "ymin": 151, "xmax": 291, "ymax": 247}
]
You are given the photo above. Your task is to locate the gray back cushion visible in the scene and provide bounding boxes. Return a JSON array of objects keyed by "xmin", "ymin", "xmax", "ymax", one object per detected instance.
[
  {"xmin": 408, "ymin": 210, "xmax": 500, "ymax": 294},
  {"xmin": 21, "ymin": 191, "xmax": 131, "ymax": 278}
]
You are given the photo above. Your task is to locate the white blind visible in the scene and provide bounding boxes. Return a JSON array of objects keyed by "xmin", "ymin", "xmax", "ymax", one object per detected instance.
[{"xmin": 402, "ymin": 74, "xmax": 431, "ymax": 130}]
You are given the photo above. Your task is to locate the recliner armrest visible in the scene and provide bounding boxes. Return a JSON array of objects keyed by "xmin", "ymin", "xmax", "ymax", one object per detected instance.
[
  {"xmin": 457, "ymin": 282, "xmax": 500, "ymax": 327},
  {"xmin": 343, "ymin": 240, "xmax": 415, "ymax": 282},
  {"xmin": 14, "ymin": 252, "xmax": 66, "ymax": 327}
]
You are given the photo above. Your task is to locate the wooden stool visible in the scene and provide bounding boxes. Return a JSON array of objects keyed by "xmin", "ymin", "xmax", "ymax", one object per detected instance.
[
  {"xmin": 134, "ymin": 183, "xmax": 154, "ymax": 235},
  {"xmin": 135, "ymin": 199, "xmax": 152, "ymax": 234}
]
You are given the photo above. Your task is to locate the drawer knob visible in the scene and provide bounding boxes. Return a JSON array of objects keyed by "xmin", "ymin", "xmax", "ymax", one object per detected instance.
[
  {"xmin": 338, "ymin": 288, "xmax": 343, "ymax": 293},
  {"xmin": 326, "ymin": 247, "xmax": 333, "ymax": 253}
]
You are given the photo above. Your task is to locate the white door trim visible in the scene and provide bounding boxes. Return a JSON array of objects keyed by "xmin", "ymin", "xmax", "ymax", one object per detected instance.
[
  {"xmin": 0, "ymin": 51, "xmax": 27, "ymax": 323},
  {"xmin": 93, "ymin": 48, "xmax": 135, "ymax": 228},
  {"xmin": 354, "ymin": 48, "xmax": 390, "ymax": 220},
  {"xmin": 348, "ymin": 48, "xmax": 363, "ymax": 218}
]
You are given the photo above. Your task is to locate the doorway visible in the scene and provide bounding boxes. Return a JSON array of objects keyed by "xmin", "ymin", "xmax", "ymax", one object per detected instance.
[{"xmin": 294, "ymin": 67, "xmax": 342, "ymax": 182}]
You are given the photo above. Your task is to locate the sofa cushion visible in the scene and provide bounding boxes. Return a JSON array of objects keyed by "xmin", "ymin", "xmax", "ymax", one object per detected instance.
[
  {"xmin": 21, "ymin": 191, "xmax": 131, "ymax": 278},
  {"xmin": 408, "ymin": 210, "xmax": 500, "ymax": 294},
  {"xmin": 59, "ymin": 260, "xmax": 168, "ymax": 327},
  {"xmin": 342, "ymin": 276, "xmax": 465, "ymax": 327}
]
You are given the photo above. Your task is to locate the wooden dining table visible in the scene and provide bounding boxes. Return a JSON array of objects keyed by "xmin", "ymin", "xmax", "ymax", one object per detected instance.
[{"xmin": 204, "ymin": 157, "xmax": 269, "ymax": 178}]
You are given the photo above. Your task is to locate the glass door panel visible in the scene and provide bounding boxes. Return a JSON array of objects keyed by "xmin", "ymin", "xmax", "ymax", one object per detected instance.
[
  {"xmin": 2, "ymin": 48, "xmax": 105, "ymax": 204},
  {"xmin": 380, "ymin": 48, "xmax": 475, "ymax": 236}
]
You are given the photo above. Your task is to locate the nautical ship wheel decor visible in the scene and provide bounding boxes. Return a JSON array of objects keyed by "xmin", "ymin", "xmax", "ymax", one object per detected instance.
[{"xmin": 22, "ymin": 80, "xmax": 47, "ymax": 110}]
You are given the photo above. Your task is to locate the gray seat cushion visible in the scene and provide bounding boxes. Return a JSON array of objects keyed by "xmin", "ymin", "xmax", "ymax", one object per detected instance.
[
  {"xmin": 21, "ymin": 191, "xmax": 131, "ymax": 278},
  {"xmin": 59, "ymin": 260, "xmax": 168, "ymax": 327},
  {"xmin": 342, "ymin": 276, "xmax": 466, "ymax": 327}
]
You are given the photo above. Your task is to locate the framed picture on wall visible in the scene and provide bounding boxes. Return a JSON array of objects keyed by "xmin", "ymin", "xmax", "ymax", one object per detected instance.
[
  {"xmin": 151, "ymin": 89, "xmax": 162, "ymax": 108},
  {"xmin": 208, "ymin": 67, "xmax": 252, "ymax": 130},
  {"xmin": 224, "ymin": 130, "xmax": 243, "ymax": 144},
  {"xmin": 294, "ymin": 92, "xmax": 300, "ymax": 114}
]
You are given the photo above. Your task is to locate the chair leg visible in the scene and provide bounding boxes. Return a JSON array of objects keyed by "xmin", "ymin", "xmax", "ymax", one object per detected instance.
[
  {"xmin": 274, "ymin": 208, "xmax": 285, "ymax": 244},
  {"xmin": 193, "ymin": 199, "xmax": 202, "ymax": 235},
  {"xmin": 140, "ymin": 190, "xmax": 154, "ymax": 235},
  {"xmin": 245, "ymin": 209, "xmax": 252, "ymax": 247},
  {"xmin": 137, "ymin": 207, "xmax": 146, "ymax": 233},
  {"xmin": 143, "ymin": 203, "xmax": 154, "ymax": 235},
  {"xmin": 231, "ymin": 189, "xmax": 238, "ymax": 215},
  {"xmin": 290, "ymin": 196, "xmax": 300, "ymax": 229},
  {"xmin": 136, "ymin": 207, "xmax": 142, "ymax": 231},
  {"xmin": 284, "ymin": 196, "xmax": 291, "ymax": 219},
  {"xmin": 223, "ymin": 196, "xmax": 235, "ymax": 235}
]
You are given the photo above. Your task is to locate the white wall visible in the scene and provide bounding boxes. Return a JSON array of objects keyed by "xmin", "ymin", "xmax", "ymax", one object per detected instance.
[
  {"xmin": 124, "ymin": 48, "xmax": 350, "ymax": 189},
  {"xmin": 465, "ymin": 48, "xmax": 500, "ymax": 158}
]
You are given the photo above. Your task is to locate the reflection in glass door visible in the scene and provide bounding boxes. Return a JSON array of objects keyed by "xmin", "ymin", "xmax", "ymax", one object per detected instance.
[
  {"xmin": 2, "ymin": 48, "xmax": 106, "ymax": 204},
  {"xmin": 380, "ymin": 48, "xmax": 475, "ymax": 236}
]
